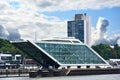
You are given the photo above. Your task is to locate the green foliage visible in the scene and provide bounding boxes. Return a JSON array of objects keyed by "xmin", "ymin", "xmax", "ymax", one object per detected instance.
[
  {"xmin": 0, "ymin": 39, "xmax": 22, "ymax": 54},
  {"xmin": 114, "ymin": 44, "xmax": 120, "ymax": 58},
  {"xmin": 92, "ymin": 44, "xmax": 120, "ymax": 60}
]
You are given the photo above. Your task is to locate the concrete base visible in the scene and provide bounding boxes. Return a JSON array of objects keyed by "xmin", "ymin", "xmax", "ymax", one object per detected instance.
[
  {"xmin": 29, "ymin": 71, "xmax": 38, "ymax": 78},
  {"xmin": 29, "ymin": 68, "xmax": 120, "ymax": 78},
  {"xmin": 67, "ymin": 68, "xmax": 120, "ymax": 76}
]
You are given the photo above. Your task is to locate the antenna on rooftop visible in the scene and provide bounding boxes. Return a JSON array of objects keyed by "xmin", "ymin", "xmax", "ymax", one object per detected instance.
[{"xmin": 35, "ymin": 31, "xmax": 37, "ymax": 41}]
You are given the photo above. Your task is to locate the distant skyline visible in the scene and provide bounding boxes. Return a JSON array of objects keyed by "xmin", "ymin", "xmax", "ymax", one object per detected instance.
[{"xmin": 0, "ymin": 0, "xmax": 120, "ymax": 44}]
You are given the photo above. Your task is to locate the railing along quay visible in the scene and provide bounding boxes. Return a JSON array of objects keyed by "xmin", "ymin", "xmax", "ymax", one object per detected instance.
[{"xmin": 0, "ymin": 68, "xmax": 38, "ymax": 77}]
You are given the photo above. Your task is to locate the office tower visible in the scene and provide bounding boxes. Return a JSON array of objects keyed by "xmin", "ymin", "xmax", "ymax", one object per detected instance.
[{"xmin": 67, "ymin": 13, "xmax": 91, "ymax": 46}]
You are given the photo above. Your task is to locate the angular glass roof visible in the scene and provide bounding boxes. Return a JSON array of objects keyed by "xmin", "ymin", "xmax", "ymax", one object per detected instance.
[
  {"xmin": 36, "ymin": 42, "xmax": 106, "ymax": 65},
  {"xmin": 12, "ymin": 38, "xmax": 109, "ymax": 68}
]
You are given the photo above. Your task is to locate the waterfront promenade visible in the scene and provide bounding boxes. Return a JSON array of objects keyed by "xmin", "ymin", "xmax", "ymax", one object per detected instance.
[
  {"xmin": 0, "ymin": 69, "xmax": 34, "ymax": 78},
  {"xmin": 1, "ymin": 68, "xmax": 120, "ymax": 78}
]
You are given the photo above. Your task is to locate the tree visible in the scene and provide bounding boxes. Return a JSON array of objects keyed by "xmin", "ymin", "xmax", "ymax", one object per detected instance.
[
  {"xmin": 114, "ymin": 44, "xmax": 120, "ymax": 58},
  {"xmin": 0, "ymin": 39, "xmax": 22, "ymax": 53},
  {"xmin": 91, "ymin": 44, "xmax": 120, "ymax": 60}
]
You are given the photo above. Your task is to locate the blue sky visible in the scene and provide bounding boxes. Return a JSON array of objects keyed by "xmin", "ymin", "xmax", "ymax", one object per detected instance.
[
  {"xmin": 0, "ymin": 0, "xmax": 120, "ymax": 42},
  {"xmin": 43, "ymin": 7, "xmax": 120, "ymax": 35}
]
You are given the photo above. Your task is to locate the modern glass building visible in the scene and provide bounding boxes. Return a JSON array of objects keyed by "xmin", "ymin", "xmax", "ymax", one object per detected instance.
[
  {"xmin": 12, "ymin": 38, "xmax": 110, "ymax": 69},
  {"xmin": 68, "ymin": 13, "xmax": 91, "ymax": 46}
]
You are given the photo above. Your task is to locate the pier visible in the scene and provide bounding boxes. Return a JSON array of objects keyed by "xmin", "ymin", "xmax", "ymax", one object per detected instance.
[{"xmin": 29, "ymin": 68, "xmax": 120, "ymax": 78}]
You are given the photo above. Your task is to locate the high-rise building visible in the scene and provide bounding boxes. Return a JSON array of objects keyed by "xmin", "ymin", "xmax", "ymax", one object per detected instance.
[{"xmin": 67, "ymin": 13, "xmax": 91, "ymax": 46}]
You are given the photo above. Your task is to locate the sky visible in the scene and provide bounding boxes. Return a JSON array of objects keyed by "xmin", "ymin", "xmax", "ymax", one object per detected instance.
[
  {"xmin": 43, "ymin": 7, "xmax": 120, "ymax": 35},
  {"xmin": 0, "ymin": 0, "xmax": 120, "ymax": 45}
]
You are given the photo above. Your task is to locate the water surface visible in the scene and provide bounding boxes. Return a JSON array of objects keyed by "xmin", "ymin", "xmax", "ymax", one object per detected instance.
[{"xmin": 0, "ymin": 74, "xmax": 120, "ymax": 80}]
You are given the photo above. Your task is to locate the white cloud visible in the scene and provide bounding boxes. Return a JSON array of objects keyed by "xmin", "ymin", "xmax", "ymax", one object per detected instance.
[
  {"xmin": 118, "ymin": 39, "xmax": 120, "ymax": 46},
  {"xmin": 19, "ymin": 0, "xmax": 120, "ymax": 11},
  {"xmin": 0, "ymin": 0, "xmax": 67, "ymax": 41},
  {"xmin": 91, "ymin": 17, "xmax": 120, "ymax": 45},
  {"xmin": 0, "ymin": 25, "xmax": 9, "ymax": 39},
  {"xmin": 0, "ymin": 0, "xmax": 120, "ymax": 41}
]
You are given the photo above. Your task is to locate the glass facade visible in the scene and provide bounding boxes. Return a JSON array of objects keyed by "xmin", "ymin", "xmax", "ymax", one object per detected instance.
[
  {"xmin": 36, "ymin": 42, "xmax": 106, "ymax": 64},
  {"xmin": 13, "ymin": 40, "xmax": 107, "ymax": 68},
  {"xmin": 68, "ymin": 20, "xmax": 84, "ymax": 43},
  {"xmin": 13, "ymin": 42, "xmax": 60, "ymax": 68}
]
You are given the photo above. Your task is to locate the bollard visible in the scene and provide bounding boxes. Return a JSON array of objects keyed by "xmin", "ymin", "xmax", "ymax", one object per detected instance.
[
  {"xmin": 6, "ymin": 68, "xmax": 8, "ymax": 77},
  {"xmin": 18, "ymin": 69, "xmax": 21, "ymax": 76}
]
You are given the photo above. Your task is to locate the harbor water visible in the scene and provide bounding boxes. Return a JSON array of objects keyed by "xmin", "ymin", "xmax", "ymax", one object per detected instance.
[{"xmin": 0, "ymin": 74, "xmax": 120, "ymax": 80}]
